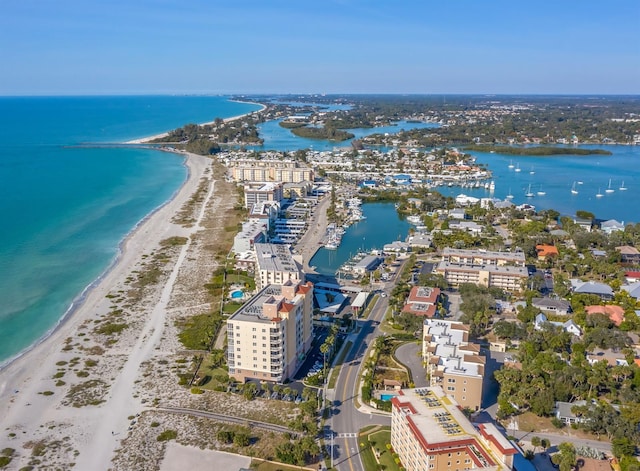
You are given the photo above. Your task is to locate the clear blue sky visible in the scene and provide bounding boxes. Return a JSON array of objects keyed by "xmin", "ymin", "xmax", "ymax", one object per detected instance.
[{"xmin": 1, "ymin": 0, "xmax": 638, "ymax": 95}]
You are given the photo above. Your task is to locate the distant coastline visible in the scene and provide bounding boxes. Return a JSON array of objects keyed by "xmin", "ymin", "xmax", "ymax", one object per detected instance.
[
  {"xmin": 124, "ymin": 100, "xmax": 266, "ymax": 144},
  {"xmin": 463, "ymin": 145, "xmax": 613, "ymax": 156}
]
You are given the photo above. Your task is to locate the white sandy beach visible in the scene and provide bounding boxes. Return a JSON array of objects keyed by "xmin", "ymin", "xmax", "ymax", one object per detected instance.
[{"xmin": 0, "ymin": 150, "xmax": 216, "ymax": 469}]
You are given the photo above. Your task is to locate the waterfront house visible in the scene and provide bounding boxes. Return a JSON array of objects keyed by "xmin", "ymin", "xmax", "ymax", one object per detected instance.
[{"xmin": 600, "ymin": 219, "xmax": 625, "ymax": 234}]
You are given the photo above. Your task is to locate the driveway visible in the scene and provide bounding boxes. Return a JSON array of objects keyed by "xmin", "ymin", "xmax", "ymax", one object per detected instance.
[{"xmin": 395, "ymin": 342, "xmax": 427, "ymax": 388}]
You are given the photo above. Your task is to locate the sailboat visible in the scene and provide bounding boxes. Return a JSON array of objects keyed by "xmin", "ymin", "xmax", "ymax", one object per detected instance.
[
  {"xmin": 514, "ymin": 163, "xmax": 521, "ymax": 173},
  {"xmin": 537, "ymin": 185, "xmax": 546, "ymax": 196},
  {"xmin": 619, "ymin": 181, "xmax": 627, "ymax": 191},
  {"xmin": 529, "ymin": 166, "xmax": 535, "ymax": 175},
  {"xmin": 596, "ymin": 188, "xmax": 604, "ymax": 198},
  {"xmin": 571, "ymin": 181, "xmax": 578, "ymax": 195},
  {"xmin": 506, "ymin": 187, "xmax": 514, "ymax": 199},
  {"xmin": 525, "ymin": 184, "xmax": 534, "ymax": 197},
  {"xmin": 508, "ymin": 160, "xmax": 515, "ymax": 169},
  {"xmin": 605, "ymin": 179, "xmax": 615, "ymax": 193}
]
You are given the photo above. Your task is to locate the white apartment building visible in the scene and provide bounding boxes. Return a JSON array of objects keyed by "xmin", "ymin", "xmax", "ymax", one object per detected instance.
[
  {"xmin": 227, "ymin": 280, "xmax": 313, "ymax": 383},
  {"xmin": 254, "ymin": 243, "xmax": 303, "ymax": 290},
  {"xmin": 422, "ymin": 319, "xmax": 485, "ymax": 411},
  {"xmin": 436, "ymin": 248, "xmax": 528, "ymax": 291}
]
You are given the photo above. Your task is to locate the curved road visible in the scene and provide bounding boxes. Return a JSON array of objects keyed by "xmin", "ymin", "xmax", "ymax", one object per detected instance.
[{"xmin": 394, "ymin": 342, "xmax": 428, "ymax": 388}]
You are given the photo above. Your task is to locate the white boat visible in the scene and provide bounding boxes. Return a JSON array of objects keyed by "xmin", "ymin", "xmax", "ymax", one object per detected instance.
[
  {"xmin": 529, "ymin": 166, "xmax": 535, "ymax": 175},
  {"xmin": 619, "ymin": 181, "xmax": 627, "ymax": 191},
  {"xmin": 537, "ymin": 185, "xmax": 546, "ymax": 196},
  {"xmin": 514, "ymin": 163, "xmax": 521, "ymax": 173},
  {"xmin": 596, "ymin": 188, "xmax": 604, "ymax": 198},
  {"xmin": 577, "ymin": 181, "xmax": 583, "ymax": 185},
  {"xmin": 605, "ymin": 179, "xmax": 615, "ymax": 193},
  {"xmin": 525, "ymin": 184, "xmax": 534, "ymax": 198},
  {"xmin": 324, "ymin": 242, "xmax": 338, "ymax": 250},
  {"xmin": 508, "ymin": 160, "xmax": 515, "ymax": 169},
  {"xmin": 506, "ymin": 187, "xmax": 514, "ymax": 199},
  {"xmin": 489, "ymin": 180, "xmax": 495, "ymax": 191},
  {"xmin": 571, "ymin": 182, "xmax": 578, "ymax": 195},
  {"xmin": 406, "ymin": 215, "xmax": 422, "ymax": 224}
]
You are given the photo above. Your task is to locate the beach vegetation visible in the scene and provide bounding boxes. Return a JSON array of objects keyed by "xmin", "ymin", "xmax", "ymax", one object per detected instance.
[
  {"xmin": 94, "ymin": 322, "xmax": 128, "ymax": 336},
  {"xmin": 63, "ymin": 379, "xmax": 108, "ymax": 407},
  {"xmin": 55, "ymin": 380, "xmax": 65, "ymax": 387},
  {"xmin": 160, "ymin": 236, "xmax": 188, "ymax": 247},
  {"xmin": 156, "ymin": 430, "xmax": 178, "ymax": 442},
  {"xmin": 84, "ymin": 359, "xmax": 98, "ymax": 368},
  {"xmin": 53, "ymin": 371, "xmax": 65, "ymax": 379},
  {"xmin": 40, "ymin": 391, "xmax": 54, "ymax": 396},
  {"xmin": 0, "ymin": 456, "xmax": 11, "ymax": 468},
  {"xmin": 464, "ymin": 145, "xmax": 612, "ymax": 156},
  {"xmin": 177, "ymin": 312, "xmax": 223, "ymax": 350},
  {"xmin": 150, "ymin": 421, "xmax": 160, "ymax": 428}
]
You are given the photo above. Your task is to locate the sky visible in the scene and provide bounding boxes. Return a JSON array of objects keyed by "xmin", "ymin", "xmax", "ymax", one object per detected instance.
[{"xmin": 1, "ymin": 0, "xmax": 639, "ymax": 95}]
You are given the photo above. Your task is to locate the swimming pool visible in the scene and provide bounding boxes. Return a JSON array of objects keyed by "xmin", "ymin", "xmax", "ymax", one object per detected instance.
[
  {"xmin": 380, "ymin": 394, "xmax": 397, "ymax": 401},
  {"xmin": 230, "ymin": 290, "xmax": 244, "ymax": 299}
]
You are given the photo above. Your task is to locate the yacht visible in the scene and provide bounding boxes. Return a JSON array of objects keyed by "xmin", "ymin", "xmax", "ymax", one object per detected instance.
[
  {"xmin": 489, "ymin": 180, "xmax": 495, "ymax": 191},
  {"xmin": 596, "ymin": 188, "xmax": 604, "ymax": 198},
  {"xmin": 506, "ymin": 187, "xmax": 514, "ymax": 199},
  {"xmin": 605, "ymin": 179, "xmax": 615, "ymax": 193},
  {"xmin": 571, "ymin": 182, "xmax": 578, "ymax": 195},
  {"xmin": 537, "ymin": 185, "xmax": 546, "ymax": 196},
  {"xmin": 406, "ymin": 215, "xmax": 422, "ymax": 225},
  {"xmin": 619, "ymin": 181, "xmax": 627, "ymax": 191},
  {"xmin": 525, "ymin": 184, "xmax": 535, "ymax": 198},
  {"xmin": 514, "ymin": 163, "xmax": 521, "ymax": 173},
  {"xmin": 508, "ymin": 160, "xmax": 515, "ymax": 169}
]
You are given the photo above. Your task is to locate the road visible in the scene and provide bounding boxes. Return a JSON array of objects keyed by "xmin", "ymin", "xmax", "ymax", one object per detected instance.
[{"xmin": 326, "ymin": 292, "xmax": 392, "ymax": 471}]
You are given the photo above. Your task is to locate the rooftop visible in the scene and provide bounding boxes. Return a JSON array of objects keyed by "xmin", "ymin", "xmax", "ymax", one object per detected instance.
[{"xmin": 254, "ymin": 243, "xmax": 300, "ymax": 274}]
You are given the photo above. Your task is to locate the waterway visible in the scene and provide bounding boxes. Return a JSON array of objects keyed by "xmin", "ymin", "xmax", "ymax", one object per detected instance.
[
  {"xmin": 310, "ymin": 202, "xmax": 411, "ymax": 276},
  {"xmin": 248, "ymin": 119, "xmax": 439, "ymax": 152},
  {"xmin": 436, "ymin": 144, "xmax": 640, "ymax": 223}
]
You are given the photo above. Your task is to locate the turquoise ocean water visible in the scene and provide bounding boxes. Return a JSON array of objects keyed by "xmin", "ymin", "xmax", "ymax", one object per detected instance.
[{"xmin": 0, "ymin": 96, "xmax": 261, "ymax": 364}]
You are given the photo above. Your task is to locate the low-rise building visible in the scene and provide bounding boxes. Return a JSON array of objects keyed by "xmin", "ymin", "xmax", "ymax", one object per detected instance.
[
  {"xmin": 585, "ymin": 305, "xmax": 625, "ymax": 327},
  {"xmin": 233, "ymin": 220, "xmax": 267, "ymax": 254},
  {"xmin": 227, "ymin": 280, "xmax": 314, "ymax": 383},
  {"xmin": 617, "ymin": 245, "xmax": 640, "ymax": 264},
  {"xmin": 254, "ymin": 243, "xmax": 303, "ymax": 290},
  {"xmin": 534, "ymin": 313, "xmax": 582, "ymax": 336},
  {"xmin": 402, "ymin": 286, "xmax": 442, "ymax": 318},
  {"xmin": 391, "ymin": 387, "xmax": 516, "ymax": 471},
  {"xmin": 535, "ymin": 244, "xmax": 559, "ymax": 261},
  {"xmin": 570, "ymin": 279, "xmax": 614, "ymax": 300},
  {"xmin": 423, "ymin": 319, "xmax": 485, "ymax": 411},
  {"xmin": 531, "ymin": 297, "xmax": 572, "ymax": 316}
]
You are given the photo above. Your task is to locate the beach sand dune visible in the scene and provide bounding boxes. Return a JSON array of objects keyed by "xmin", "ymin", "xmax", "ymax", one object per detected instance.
[{"xmin": 0, "ymin": 152, "xmax": 220, "ymax": 469}]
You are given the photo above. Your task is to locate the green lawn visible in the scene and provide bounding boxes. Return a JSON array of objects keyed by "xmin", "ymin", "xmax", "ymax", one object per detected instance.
[{"xmin": 359, "ymin": 427, "xmax": 401, "ymax": 471}]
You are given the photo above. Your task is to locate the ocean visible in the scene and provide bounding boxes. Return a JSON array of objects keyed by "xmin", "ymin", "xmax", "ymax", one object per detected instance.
[{"xmin": 0, "ymin": 96, "xmax": 261, "ymax": 364}]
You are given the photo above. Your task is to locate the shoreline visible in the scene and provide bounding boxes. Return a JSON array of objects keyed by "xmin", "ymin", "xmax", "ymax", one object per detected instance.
[
  {"xmin": 0, "ymin": 148, "xmax": 191, "ymax": 373},
  {"xmin": 0, "ymin": 148, "xmax": 213, "ymax": 468},
  {"xmin": 124, "ymin": 101, "xmax": 267, "ymax": 144}
]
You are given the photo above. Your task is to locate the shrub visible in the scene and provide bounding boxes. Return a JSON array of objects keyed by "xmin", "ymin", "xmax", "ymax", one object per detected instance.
[
  {"xmin": 190, "ymin": 387, "xmax": 204, "ymax": 394},
  {"xmin": 156, "ymin": 430, "xmax": 177, "ymax": 442}
]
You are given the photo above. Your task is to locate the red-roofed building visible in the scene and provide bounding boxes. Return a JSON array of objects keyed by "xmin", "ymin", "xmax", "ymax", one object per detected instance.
[
  {"xmin": 585, "ymin": 305, "xmax": 625, "ymax": 327},
  {"xmin": 402, "ymin": 286, "xmax": 441, "ymax": 318},
  {"xmin": 624, "ymin": 271, "xmax": 640, "ymax": 283},
  {"xmin": 391, "ymin": 387, "xmax": 515, "ymax": 471},
  {"xmin": 536, "ymin": 244, "xmax": 559, "ymax": 261}
]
